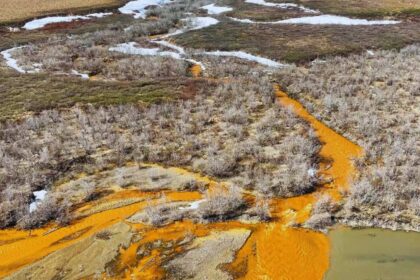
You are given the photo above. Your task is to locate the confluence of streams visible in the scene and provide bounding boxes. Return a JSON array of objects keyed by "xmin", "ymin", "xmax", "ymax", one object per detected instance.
[{"xmin": 0, "ymin": 84, "xmax": 362, "ymax": 279}]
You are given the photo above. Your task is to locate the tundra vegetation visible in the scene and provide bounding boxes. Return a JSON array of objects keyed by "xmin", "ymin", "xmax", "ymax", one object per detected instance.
[
  {"xmin": 0, "ymin": 0, "xmax": 122, "ymax": 24},
  {"xmin": 0, "ymin": 53, "xmax": 321, "ymax": 229},
  {"xmin": 278, "ymin": 45, "xmax": 420, "ymax": 231},
  {"xmin": 0, "ymin": 0, "xmax": 418, "ymax": 271}
]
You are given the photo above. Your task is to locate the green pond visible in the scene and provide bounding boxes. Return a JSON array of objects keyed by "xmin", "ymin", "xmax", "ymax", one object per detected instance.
[{"xmin": 326, "ymin": 227, "xmax": 420, "ymax": 280}]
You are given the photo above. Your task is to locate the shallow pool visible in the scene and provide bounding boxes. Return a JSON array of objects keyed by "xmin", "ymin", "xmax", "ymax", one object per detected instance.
[{"xmin": 326, "ymin": 227, "xmax": 420, "ymax": 280}]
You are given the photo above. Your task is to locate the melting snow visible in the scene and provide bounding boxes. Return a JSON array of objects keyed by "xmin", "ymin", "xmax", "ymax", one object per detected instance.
[
  {"xmin": 1, "ymin": 47, "xmax": 26, "ymax": 73},
  {"xmin": 161, "ymin": 17, "xmax": 219, "ymax": 38},
  {"xmin": 153, "ymin": 40, "xmax": 186, "ymax": 54},
  {"xmin": 245, "ymin": 0, "xmax": 318, "ymax": 13},
  {"xmin": 201, "ymin": 50, "xmax": 285, "ymax": 68},
  {"xmin": 23, "ymin": 13, "xmax": 112, "ymax": 30},
  {"xmin": 278, "ymin": 15, "xmax": 400, "ymax": 25},
  {"xmin": 230, "ymin": 14, "xmax": 400, "ymax": 25},
  {"xmin": 367, "ymin": 50, "xmax": 375, "ymax": 56},
  {"xmin": 180, "ymin": 199, "xmax": 205, "ymax": 210},
  {"xmin": 109, "ymin": 42, "xmax": 182, "ymax": 59},
  {"xmin": 29, "ymin": 190, "xmax": 47, "ymax": 213},
  {"xmin": 201, "ymin": 4, "xmax": 233, "ymax": 15},
  {"xmin": 119, "ymin": 0, "xmax": 172, "ymax": 19},
  {"xmin": 71, "ymin": 69, "xmax": 90, "ymax": 79},
  {"xmin": 308, "ymin": 168, "xmax": 317, "ymax": 177},
  {"xmin": 187, "ymin": 17, "xmax": 220, "ymax": 31}
]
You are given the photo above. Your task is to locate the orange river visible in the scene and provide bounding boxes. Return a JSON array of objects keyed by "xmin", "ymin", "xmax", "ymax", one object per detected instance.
[{"xmin": 0, "ymin": 85, "xmax": 362, "ymax": 279}]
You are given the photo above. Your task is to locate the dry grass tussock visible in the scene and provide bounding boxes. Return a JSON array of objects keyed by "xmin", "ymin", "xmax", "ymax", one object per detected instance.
[
  {"xmin": 278, "ymin": 45, "xmax": 420, "ymax": 231},
  {"xmin": 0, "ymin": 0, "xmax": 121, "ymax": 23},
  {"xmin": 0, "ymin": 63, "xmax": 320, "ymax": 229}
]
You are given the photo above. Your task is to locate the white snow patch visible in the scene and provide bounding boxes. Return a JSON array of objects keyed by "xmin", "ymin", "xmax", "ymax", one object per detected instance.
[
  {"xmin": 186, "ymin": 59, "xmax": 206, "ymax": 70},
  {"xmin": 29, "ymin": 190, "xmax": 48, "ymax": 213},
  {"xmin": 2, "ymin": 47, "xmax": 42, "ymax": 73},
  {"xmin": 119, "ymin": 0, "xmax": 172, "ymax": 19},
  {"xmin": 109, "ymin": 42, "xmax": 182, "ymax": 59},
  {"xmin": 7, "ymin": 27, "xmax": 20, "ymax": 32},
  {"xmin": 71, "ymin": 69, "xmax": 89, "ymax": 79},
  {"xmin": 230, "ymin": 15, "xmax": 400, "ymax": 25},
  {"xmin": 278, "ymin": 15, "xmax": 400, "ymax": 25},
  {"xmin": 23, "ymin": 13, "xmax": 112, "ymax": 30},
  {"xmin": 180, "ymin": 199, "xmax": 205, "ymax": 210},
  {"xmin": 229, "ymin": 17, "xmax": 255, "ymax": 24},
  {"xmin": 201, "ymin": 4, "xmax": 233, "ymax": 15},
  {"xmin": 201, "ymin": 50, "xmax": 285, "ymax": 68},
  {"xmin": 153, "ymin": 40, "xmax": 185, "ymax": 54},
  {"xmin": 308, "ymin": 168, "xmax": 317, "ymax": 177},
  {"xmin": 186, "ymin": 16, "xmax": 220, "ymax": 31},
  {"xmin": 86, "ymin": 12, "xmax": 113, "ymax": 18},
  {"xmin": 245, "ymin": 0, "xmax": 318, "ymax": 13},
  {"xmin": 1, "ymin": 47, "xmax": 26, "ymax": 73},
  {"xmin": 161, "ymin": 17, "xmax": 219, "ymax": 38},
  {"xmin": 229, "ymin": 14, "xmax": 400, "ymax": 25}
]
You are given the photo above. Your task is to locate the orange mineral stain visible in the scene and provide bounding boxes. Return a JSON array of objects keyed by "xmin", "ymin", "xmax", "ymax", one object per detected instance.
[
  {"xmin": 227, "ymin": 87, "xmax": 362, "ymax": 280},
  {"xmin": 190, "ymin": 63, "xmax": 202, "ymax": 78},
  {"xmin": 0, "ymin": 86, "xmax": 362, "ymax": 280}
]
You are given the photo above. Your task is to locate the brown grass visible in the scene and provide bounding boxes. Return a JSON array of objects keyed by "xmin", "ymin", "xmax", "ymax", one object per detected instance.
[
  {"xmin": 292, "ymin": 0, "xmax": 420, "ymax": 18},
  {"xmin": 0, "ymin": 0, "xmax": 123, "ymax": 24},
  {"xmin": 174, "ymin": 20, "xmax": 420, "ymax": 63}
]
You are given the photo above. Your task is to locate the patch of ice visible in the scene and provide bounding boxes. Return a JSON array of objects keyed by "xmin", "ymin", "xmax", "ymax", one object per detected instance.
[
  {"xmin": 201, "ymin": 50, "xmax": 285, "ymax": 68},
  {"xmin": 23, "ymin": 13, "xmax": 112, "ymax": 30},
  {"xmin": 71, "ymin": 69, "xmax": 89, "ymax": 79},
  {"xmin": 201, "ymin": 4, "xmax": 233, "ymax": 15},
  {"xmin": 29, "ymin": 190, "xmax": 48, "ymax": 213},
  {"xmin": 245, "ymin": 0, "xmax": 318, "ymax": 13},
  {"xmin": 119, "ymin": 0, "xmax": 172, "ymax": 19},
  {"xmin": 109, "ymin": 42, "xmax": 182, "ymax": 59}
]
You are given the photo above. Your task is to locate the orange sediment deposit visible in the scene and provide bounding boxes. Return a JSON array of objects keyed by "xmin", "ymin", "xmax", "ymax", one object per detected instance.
[
  {"xmin": 0, "ymin": 87, "xmax": 363, "ymax": 279},
  {"xmin": 275, "ymin": 86, "xmax": 363, "ymax": 196},
  {"xmin": 226, "ymin": 86, "xmax": 363, "ymax": 280},
  {"xmin": 0, "ymin": 187, "xmax": 202, "ymax": 279},
  {"xmin": 190, "ymin": 63, "xmax": 202, "ymax": 78}
]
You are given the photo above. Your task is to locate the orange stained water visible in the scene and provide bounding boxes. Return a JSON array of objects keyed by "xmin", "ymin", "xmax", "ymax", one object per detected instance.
[
  {"xmin": 0, "ymin": 87, "xmax": 363, "ymax": 280},
  {"xmin": 226, "ymin": 87, "xmax": 363, "ymax": 280},
  {"xmin": 0, "ymin": 189, "xmax": 201, "ymax": 278}
]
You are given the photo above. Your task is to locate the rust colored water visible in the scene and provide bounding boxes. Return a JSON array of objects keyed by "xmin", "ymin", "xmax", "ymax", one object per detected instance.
[
  {"xmin": 226, "ymin": 87, "xmax": 363, "ymax": 280},
  {"xmin": 0, "ymin": 87, "xmax": 362, "ymax": 280},
  {"xmin": 0, "ymin": 189, "xmax": 201, "ymax": 278}
]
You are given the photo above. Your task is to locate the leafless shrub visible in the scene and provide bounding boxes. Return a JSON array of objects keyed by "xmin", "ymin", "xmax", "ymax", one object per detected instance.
[
  {"xmin": 278, "ymin": 45, "xmax": 420, "ymax": 230},
  {"xmin": 198, "ymin": 186, "xmax": 246, "ymax": 221}
]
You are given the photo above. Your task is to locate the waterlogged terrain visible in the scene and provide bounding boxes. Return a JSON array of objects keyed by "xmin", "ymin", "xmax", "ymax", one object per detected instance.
[
  {"xmin": 0, "ymin": 85, "xmax": 363, "ymax": 279},
  {"xmin": 327, "ymin": 228, "xmax": 420, "ymax": 280}
]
